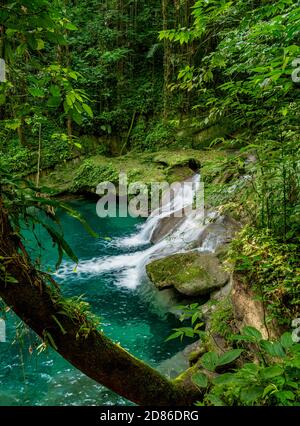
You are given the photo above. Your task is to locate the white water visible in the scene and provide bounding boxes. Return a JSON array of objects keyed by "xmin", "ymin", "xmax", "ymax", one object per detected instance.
[{"xmin": 57, "ymin": 175, "xmax": 223, "ymax": 289}]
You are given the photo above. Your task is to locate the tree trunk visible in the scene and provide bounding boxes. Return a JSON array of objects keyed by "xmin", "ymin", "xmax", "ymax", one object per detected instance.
[{"xmin": 0, "ymin": 197, "xmax": 200, "ymax": 406}]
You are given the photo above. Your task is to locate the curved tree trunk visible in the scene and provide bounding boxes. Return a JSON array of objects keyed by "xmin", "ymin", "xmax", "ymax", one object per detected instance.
[{"xmin": 0, "ymin": 198, "xmax": 199, "ymax": 406}]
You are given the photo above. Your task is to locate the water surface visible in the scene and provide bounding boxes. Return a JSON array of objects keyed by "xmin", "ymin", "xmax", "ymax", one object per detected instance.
[{"xmin": 0, "ymin": 200, "xmax": 186, "ymax": 406}]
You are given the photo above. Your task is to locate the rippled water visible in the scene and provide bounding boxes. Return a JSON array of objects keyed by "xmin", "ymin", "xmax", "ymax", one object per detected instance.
[{"xmin": 0, "ymin": 200, "xmax": 187, "ymax": 406}]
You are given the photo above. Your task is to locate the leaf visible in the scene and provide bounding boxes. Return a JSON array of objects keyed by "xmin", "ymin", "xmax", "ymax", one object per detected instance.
[
  {"xmin": 218, "ymin": 349, "xmax": 242, "ymax": 366},
  {"xmin": 213, "ymin": 372, "xmax": 237, "ymax": 385},
  {"xmin": 65, "ymin": 22, "xmax": 78, "ymax": 31},
  {"xmin": 41, "ymin": 222, "xmax": 78, "ymax": 268},
  {"xmin": 260, "ymin": 340, "xmax": 285, "ymax": 358},
  {"xmin": 240, "ymin": 386, "xmax": 264, "ymax": 403},
  {"xmin": 49, "ymin": 85, "xmax": 61, "ymax": 97},
  {"xmin": 72, "ymin": 110, "xmax": 83, "ymax": 125},
  {"xmin": 262, "ymin": 384, "xmax": 277, "ymax": 398},
  {"xmin": 47, "ymin": 96, "xmax": 62, "ymax": 108},
  {"xmin": 29, "ymin": 87, "xmax": 44, "ymax": 98},
  {"xmin": 6, "ymin": 274, "xmax": 18, "ymax": 284},
  {"xmin": 58, "ymin": 203, "xmax": 98, "ymax": 238},
  {"xmin": 68, "ymin": 71, "xmax": 78, "ymax": 80},
  {"xmin": 44, "ymin": 331, "xmax": 58, "ymax": 350},
  {"xmin": 200, "ymin": 351, "xmax": 219, "ymax": 372},
  {"xmin": 36, "ymin": 39, "xmax": 45, "ymax": 50},
  {"xmin": 207, "ymin": 394, "xmax": 224, "ymax": 406},
  {"xmin": 260, "ymin": 365, "xmax": 283, "ymax": 380},
  {"xmin": 280, "ymin": 332, "xmax": 294, "ymax": 350},
  {"xmin": 275, "ymin": 390, "xmax": 295, "ymax": 402},
  {"xmin": 242, "ymin": 326, "xmax": 262, "ymax": 342},
  {"xmin": 192, "ymin": 372, "xmax": 208, "ymax": 388},
  {"xmin": 165, "ymin": 330, "xmax": 182, "ymax": 342},
  {"xmin": 82, "ymin": 103, "xmax": 93, "ymax": 118}
]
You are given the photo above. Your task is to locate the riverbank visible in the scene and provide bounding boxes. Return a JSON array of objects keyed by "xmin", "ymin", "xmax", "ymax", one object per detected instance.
[{"xmin": 36, "ymin": 148, "xmax": 231, "ymax": 196}]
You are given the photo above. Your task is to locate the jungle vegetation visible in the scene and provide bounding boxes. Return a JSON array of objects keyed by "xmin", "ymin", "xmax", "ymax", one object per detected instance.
[{"xmin": 0, "ymin": 0, "xmax": 299, "ymax": 406}]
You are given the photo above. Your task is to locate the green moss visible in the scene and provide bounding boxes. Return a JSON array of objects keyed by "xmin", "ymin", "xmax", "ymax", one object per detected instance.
[
  {"xmin": 176, "ymin": 266, "xmax": 210, "ymax": 285},
  {"xmin": 39, "ymin": 148, "xmax": 230, "ymax": 196},
  {"xmin": 228, "ymin": 226, "xmax": 300, "ymax": 325},
  {"xmin": 146, "ymin": 252, "xmax": 202, "ymax": 289}
]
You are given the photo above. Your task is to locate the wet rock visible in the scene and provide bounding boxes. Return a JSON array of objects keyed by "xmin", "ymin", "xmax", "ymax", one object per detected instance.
[
  {"xmin": 150, "ymin": 214, "xmax": 185, "ymax": 243},
  {"xmin": 196, "ymin": 214, "xmax": 241, "ymax": 252},
  {"xmin": 146, "ymin": 251, "xmax": 229, "ymax": 297}
]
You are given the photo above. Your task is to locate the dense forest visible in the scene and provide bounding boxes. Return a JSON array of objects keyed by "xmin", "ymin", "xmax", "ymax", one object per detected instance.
[{"xmin": 0, "ymin": 0, "xmax": 300, "ymax": 408}]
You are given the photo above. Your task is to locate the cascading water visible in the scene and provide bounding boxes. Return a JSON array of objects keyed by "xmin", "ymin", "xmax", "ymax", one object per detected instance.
[
  {"xmin": 57, "ymin": 174, "xmax": 222, "ymax": 289},
  {"xmin": 1, "ymin": 174, "xmax": 231, "ymax": 406}
]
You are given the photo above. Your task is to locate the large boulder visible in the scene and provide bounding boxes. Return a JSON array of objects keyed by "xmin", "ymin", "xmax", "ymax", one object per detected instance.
[{"xmin": 146, "ymin": 251, "xmax": 229, "ymax": 297}]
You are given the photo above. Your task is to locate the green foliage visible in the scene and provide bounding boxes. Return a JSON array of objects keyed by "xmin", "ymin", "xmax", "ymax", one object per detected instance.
[
  {"xmin": 163, "ymin": 0, "xmax": 300, "ymax": 239},
  {"xmin": 209, "ymin": 298, "xmax": 234, "ymax": 339},
  {"xmin": 71, "ymin": 159, "xmax": 119, "ymax": 192},
  {"xmin": 197, "ymin": 348, "xmax": 242, "ymax": 373},
  {"xmin": 200, "ymin": 328, "xmax": 300, "ymax": 406},
  {"xmin": 132, "ymin": 120, "xmax": 176, "ymax": 151},
  {"xmin": 166, "ymin": 303, "xmax": 204, "ymax": 342},
  {"xmin": 228, "ymin": 226, "xmax": 300, "ymax": 325}
]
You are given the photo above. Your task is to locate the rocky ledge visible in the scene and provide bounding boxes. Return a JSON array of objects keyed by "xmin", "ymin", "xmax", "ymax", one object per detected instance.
[{"xmin": 146, "ymin": 251, "xmax": 229, "ymax": 297}]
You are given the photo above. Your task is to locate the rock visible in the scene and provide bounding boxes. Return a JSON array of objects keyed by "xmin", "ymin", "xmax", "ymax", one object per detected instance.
[
  {"xmin": 146, "ymin": 251, "xmax": 229, "ymax": 297},
  {"xmin": 195, "ymin": 214, "xmax": 241, "ymax": 252},
  {"xmin": 150, "ymin": 174, "xmax": 199, "ymax": 243},
  {"xmin": 231, "ymin": 274, "xmax": 281, "ymax": 340},
  {"xmin": 150, "ymin": 214, "xmax": 185, "ymax": 243},
  {"xmin": 210, "ymin": 278, "xmax": 233, "ymax": 301}
]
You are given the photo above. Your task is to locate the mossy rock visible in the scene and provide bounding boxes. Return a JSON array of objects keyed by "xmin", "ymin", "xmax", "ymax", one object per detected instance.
[{"xmin": 146, "ymin": 251, "xmax": 229, "ymax": 297}]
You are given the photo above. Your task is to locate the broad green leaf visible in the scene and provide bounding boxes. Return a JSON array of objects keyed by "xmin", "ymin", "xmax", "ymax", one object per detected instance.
[
  {"xmin": 65, "ymin": 23, "xmax": 78, "ymax": 31},
  {"xmin": 218, "ymin": 349, "xmax": 242, "ymax": 366},
  {"xmin": 240, "ymin": 386, "xmax": 264, "ymax": 403},
  {"xmin": 82, "ymin": 103, "xmax": 93, "ymax": 118},
  {"xmin": 275, "ymin": 390, "xmax": 295, "ymax": 402},
  {"xmin": 49, "ymin": 85, "xmax": 61, "ymax": 97},
  {"xmin": 72, "ymin": 110, "xmax": 83, "ymax": 125},
  {"xmin": 36, "ymin": 39, "xmax": 45, "ymax": 50},
  {"xmin": 47, "ymin": 96, "xmax": 62, "ymax": 108},
  {"xmin": 260, "ymin": 365, "xmax": 283, "ymax": 380},
  {"xmin": 213, "ymin": 372, "xmax": 237, "ymax": 385},
  {"xmin": 242, "ymin": 326, "xmax": 262, "ymax": 342},
  {"xmin": 260, "ymin": 340, "xmax": 285, "ymax": 358},
  {"xmin": 280, "ymin": 332, "xmax": 294, "ymax": 349},
  {"xmin": 207, "ymin": 394, "xmax": 224, "ymax": 406},
  {"xmin": 201, "ymin": 351, "xmax": 219, "ymax": 372},
  {"xmin": 192, "ymin": 372, "xmax": 208, "ymax": 388}
]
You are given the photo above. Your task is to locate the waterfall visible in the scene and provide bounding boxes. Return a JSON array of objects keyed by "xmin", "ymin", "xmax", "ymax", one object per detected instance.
[{"xmin": 57, "ymin": 175, "xmax": 224, "ymax": 289}]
